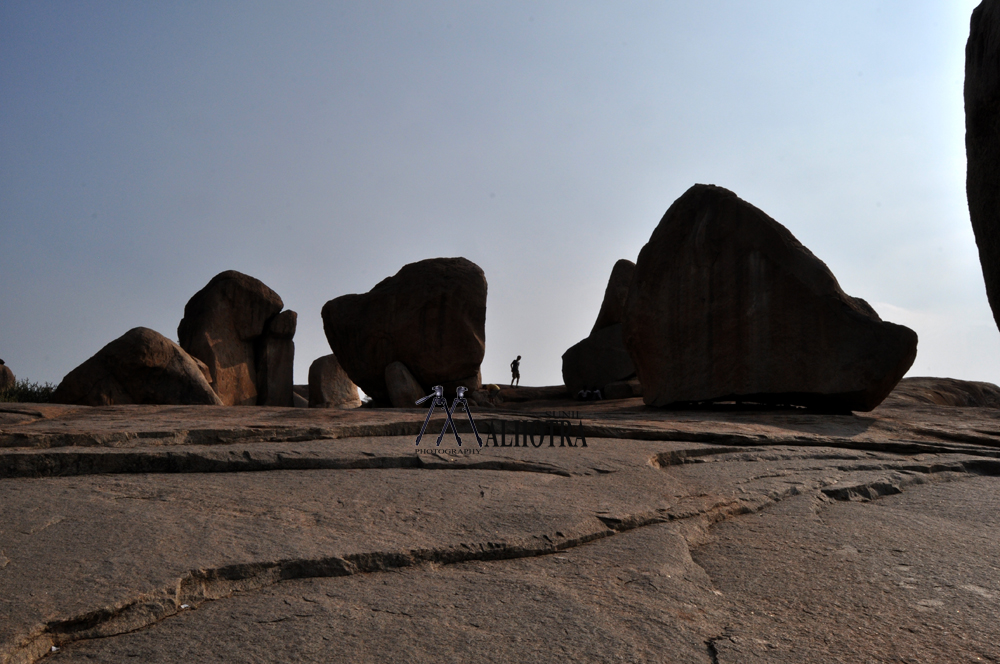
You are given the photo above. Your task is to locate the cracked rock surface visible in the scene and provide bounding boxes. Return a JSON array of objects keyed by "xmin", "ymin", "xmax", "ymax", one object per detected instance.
[{"xmin": 1, "ymin": 393, "xmax": 999, "ymax": 663}]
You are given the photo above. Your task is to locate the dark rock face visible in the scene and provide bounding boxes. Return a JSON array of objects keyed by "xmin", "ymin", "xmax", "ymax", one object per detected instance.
[
  {"xmin": 50, "ymin": 327, "xmax": 223, "ymax": 406},
  {"xmin": 621, "ymin": 184, "xmax": 918, "ymax": 411},
  {"xmin": 561, "ymin": 260, "xmax": 637, "ymax": 395},
  {"xmin": 384, "ymin": 361, "xmax": 426, "ymax": 408},
  {"xmin": 591, "ymin": 259, "xmax": 636, "ymax": 334},
  {"xmin": 307, "ymin": 355, "xmax": 361, "ymax": 409},
  {"xmin": 966, "ymin": 0, "xmax": 1000, "ymax": 333},
  {"xmin": 177, "ymin": 271, "xmax": 293, "ymax": 406},
  {"xmin": 321, "ymin": 258, "xmax": 487, "ymax": 403},
  {"xmin": 0, "ymin": 362, "xmax": 14, "ymax": 391},
  {"xmin": 255, "ymin": 310, "xmax": 297, "ymax": 407},
  {"xmin": 562, "ymin": 324, "xmax": 636, "ymax": 396}
]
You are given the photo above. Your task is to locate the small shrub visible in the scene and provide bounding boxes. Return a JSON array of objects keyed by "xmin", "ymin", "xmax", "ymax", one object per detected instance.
[{"xmin": 0, "ymin": 378, "xmax": 57, "ymax": 403}]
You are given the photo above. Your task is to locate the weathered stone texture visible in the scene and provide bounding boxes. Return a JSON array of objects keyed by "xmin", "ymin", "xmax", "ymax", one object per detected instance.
[
  {"xmin": 321, "ymin": 257, "xmax": 486, "ymax": 403},
  {"xmin": 622, "ymin": 184, "xmax": 917, "ymax": 411},
  {"xmin": 50, "ymin": 327, "xmax": 223, "ymax": 406}
]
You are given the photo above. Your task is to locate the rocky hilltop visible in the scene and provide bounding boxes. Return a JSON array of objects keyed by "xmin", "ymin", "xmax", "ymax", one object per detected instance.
[{"xmin": 1, "ymin": 377, "xmax": 999, "ymax": 663}]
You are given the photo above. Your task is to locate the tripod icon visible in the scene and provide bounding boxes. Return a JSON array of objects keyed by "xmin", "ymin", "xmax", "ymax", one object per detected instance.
[{"xmin": 415, "ymin": 385, "xmax": 483, "ymax": 447}]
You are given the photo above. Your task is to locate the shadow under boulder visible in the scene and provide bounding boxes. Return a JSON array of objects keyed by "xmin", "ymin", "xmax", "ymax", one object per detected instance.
[{"xmin": 50, "ymin": 327, "xmax": 222, "ymax": 406}]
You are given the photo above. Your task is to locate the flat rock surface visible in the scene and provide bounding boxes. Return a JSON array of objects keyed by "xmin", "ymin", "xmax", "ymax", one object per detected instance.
[{"xmin": 1, "ymin": 390, "xmax": 999, "ymax": 663}]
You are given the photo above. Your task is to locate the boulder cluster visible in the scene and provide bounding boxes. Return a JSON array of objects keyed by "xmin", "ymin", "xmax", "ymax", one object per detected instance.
[{"xmin": 48, "ymin": 187, "xmax": 921, "ymax": 413}]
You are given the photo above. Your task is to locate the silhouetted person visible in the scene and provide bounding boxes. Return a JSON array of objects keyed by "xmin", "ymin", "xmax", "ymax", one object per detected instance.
[{"xmin": 510, "ymin": 355, "xmax": 521, "ymax": 387}]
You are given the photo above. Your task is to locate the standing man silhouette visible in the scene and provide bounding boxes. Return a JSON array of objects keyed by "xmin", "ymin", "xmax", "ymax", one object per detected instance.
[{"xmin": 510, "ymin": 355, "xmax": 521, "ymax": 387}]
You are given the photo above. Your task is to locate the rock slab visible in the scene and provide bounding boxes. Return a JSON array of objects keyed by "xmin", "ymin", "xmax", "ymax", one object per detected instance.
[
  {"xmin": 622, "ymin": 184, "xmax": 917, "ymax": 411},
  {"xmin": 322, "ymin": 257, "xmax": 486, "ymax": 403},
  {"xmin": 50, "ymin": 327, "xmax": 223, "ymax": 406},
  {"xmin": 966, "ymin": 0, "xmax": 1000, "ymax": 334},
  {"xmin": 591, "ymin": 259, "xmax": 635, "ymax": 334},
  {"xmin": 177, "ymin": 270, "xmax": 291, "ymax": 406},
  {"xmin": 307, "ymin": 355, "xmax": 361, "ymax": 409},
  {"xmin": 562, "ymin": 260, "xmax": 636, "ymax": 395}
]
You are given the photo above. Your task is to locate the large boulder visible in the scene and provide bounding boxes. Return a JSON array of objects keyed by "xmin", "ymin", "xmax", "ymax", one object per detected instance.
[
  {"xmin": 0, "ymin": 360, "xmax": 14, "ymax": 392},
  {"xmin": 621, "ymin": 184, "xmax": 918, "ymax": 412},
  {"xmin": 307, "ymin": 355, "xmax": 361, "ymax": 409},
  {"xmin": 966, "ymin": 0, "xmax": 1000, "ymax": 333},
  {"xmin": 322, "ymin": 257, "xmax": 487, "ymax": 403},
  {"xmin": 50, "ymin": 327, "xmax": 223, "ymax": 406},
  {"xmin": 561, "ymin": 260, "xmax": 637, "ymax": 395},
  {"xmin": 177, "ymin": 271, "xmax": 293, "ymax": 406}
]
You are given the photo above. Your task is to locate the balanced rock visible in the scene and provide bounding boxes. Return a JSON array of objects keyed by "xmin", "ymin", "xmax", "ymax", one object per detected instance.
[
  {"xmin": 322, "ymin": 257, "xmax": 487, "ymax": 403},
  {"xmin": 561, "ymin": 260, "xmax": 637, "ymax": 395},
  {"xmin": 966, "ymin": 0, "xmax": 1000, "ymax": 333},
  {"xmin": 0, "ymin": 360, "xmax": 14, "ymax": 392},
  {"xmin": 50, "ymin": 327, "xmax": 223, "ymax": 406},
  {"xmin": 177, "ymin": 271, "xmax": 293, "ymax": 406},
  {"xmin": 308, "ymin": 355, "xmax": 361, "ymax": 409},
  {"xmin": 621, "ymin": 184, "xmax": 917, "ymax": 411},
  {"xmin": 384, "ymin": 361, "xmax": 426, "ymax": 408}
]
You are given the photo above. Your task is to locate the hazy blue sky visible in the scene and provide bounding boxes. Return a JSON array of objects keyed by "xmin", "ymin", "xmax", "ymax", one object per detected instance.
[{"xmin": 2, "ymin": 1, "xmax": 994, "ymax": 391}]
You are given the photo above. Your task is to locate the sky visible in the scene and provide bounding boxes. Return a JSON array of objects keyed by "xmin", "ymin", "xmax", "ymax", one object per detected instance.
[{"xmin": 1, "ymin": 0, "xmax": 996, "ymax": 391}]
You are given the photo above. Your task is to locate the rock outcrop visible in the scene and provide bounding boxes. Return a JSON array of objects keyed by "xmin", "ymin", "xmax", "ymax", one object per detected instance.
[
  {"xmin": 384, "ymin": 361, "xmax": 426, "ymax": 408},
  {"xmin": 591, "ymin": 259, "xmax": 636, "ymax": 334},
  {"xmin": 0, "ymin": 360, "xmax": 14, "ymax": 392},
  {"xmin": 307, "ymin": 355, "xmax": 361, "ymax": 409},
  {"xmin": 883, "ymin": 376, "xmax": 1000, "ymax": 408},
  {"xmin": 622, "ymin": 184, "xmax": 918, "ymax": 411},
  {"xmin": 322, "ymin": 257, "xmax": 487, "ymax": 403},
  {"xmin": 966, "ymin": 0, "xmax": 1000, "ymax": 333},
  {"xmin": 177, "ymin": 271, "xmax": 295, "ymax": 406},
  {"xmin": 561, "ymin": 260, "xmax": 637, "ymax": 396},
  {"xmin": 50, "ymin": 327, "xmax": 223, "ymax": 406}
]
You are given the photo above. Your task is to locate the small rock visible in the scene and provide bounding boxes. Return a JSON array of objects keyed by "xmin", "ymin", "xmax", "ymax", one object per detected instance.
[
  {"xmin": 308, "ymin": 355, "xmax": 361, "ymax": 409},
  {"xmin": 0, "ymin": 362, "xmax": 14, "ymax": 391}
]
